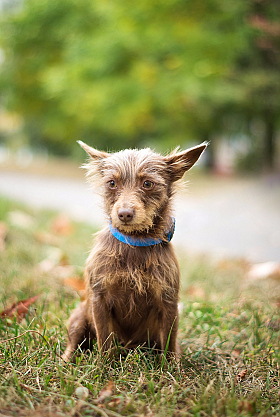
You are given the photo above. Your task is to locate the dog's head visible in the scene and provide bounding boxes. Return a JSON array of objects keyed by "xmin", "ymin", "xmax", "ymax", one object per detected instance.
[{"xmin": 79, "ymin": 141, "xmax": 207, "ymax": 234}]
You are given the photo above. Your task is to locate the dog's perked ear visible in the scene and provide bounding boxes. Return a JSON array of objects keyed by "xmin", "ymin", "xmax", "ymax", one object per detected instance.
[
  {"xmin": 77, "ymin": 140, "xmax": 109, "ymax": 160},
  {"xmin": 164, "ymin": 142, "xmax": 208, "ymax": 182}
]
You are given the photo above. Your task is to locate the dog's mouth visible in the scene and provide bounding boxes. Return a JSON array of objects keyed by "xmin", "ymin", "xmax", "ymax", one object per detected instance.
[
  {"xmin": 110, "ymin": 214, "xmax": 154, "ymax": 235},
  {"xmin": 110, "ymin": 203, "xmax": 155, "ymax": 235},
  {"xmin": 113, "ymin": 221, "xmax": 151, "ymax": 235}
]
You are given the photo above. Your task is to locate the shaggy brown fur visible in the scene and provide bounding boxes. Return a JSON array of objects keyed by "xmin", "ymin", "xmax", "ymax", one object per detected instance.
[{"xmin": 62, "ymin": 141, "xmax": 207, "ymax": 362}]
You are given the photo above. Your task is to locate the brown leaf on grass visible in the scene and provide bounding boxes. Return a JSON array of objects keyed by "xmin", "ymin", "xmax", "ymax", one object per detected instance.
[
  {"xmin": 94, "ymin": 380, "xmax": 114, "ymax": 404},
  {"xmin": 20, "ymin": 382, "xmax": 33, "ymax": 393},
  {"xmin": 216, "ymin": 258, "xmax": 249, "ymax": 272},
  {"xmin": 231, "ymin": 349, "xmax": 241, "ymax": 360},
  {"xmin": 38, "ymin": 247, "xmax": 64, "ymax": 271},
  {"xmin": 51, "ymin": 215, "xmax": 73, "ymax": 236},
  {"xmin": 64, "ymin": 277, "xmax": 86, "ymax": 299},
  {"xmin": 64, "ymin": 276, "xmax": 85, "ymax": 292},
  {"xmin": 34, "ymin": 231, "xmax": 61, "ymax": 247},
  {"xmin": 185, "ymin": 286, "xmax": 206, "ymax": 300},
  {"xmin": 238, "ymin": 400, "xmax": 254, "ymax": 414},
  {"xmin": 108, "ymin": 398, "xmax": 122, "ymax": 408},
  {"xmin": 0, "ymin": 221, "xmax": 8, "ymax": 251},
  {"xmin": 37, "ymin": 247, "xmax": 74, "ymax": 278},
  {"xmin": 58, "ymin": 254, "xmax": 71, "ymax": 267},
  {"xmin": 235, "ymin": 369, "xmax": 247, "ymax": 383},
  {"xmin": 1, "ymin": 294, "xmax": 40, "ymax": 321}
]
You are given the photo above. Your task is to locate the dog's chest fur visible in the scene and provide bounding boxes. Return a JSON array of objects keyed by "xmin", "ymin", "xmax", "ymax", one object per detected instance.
[{"xmin": 85, "ymin": 229, "xmax": 180, "ymax": 341}]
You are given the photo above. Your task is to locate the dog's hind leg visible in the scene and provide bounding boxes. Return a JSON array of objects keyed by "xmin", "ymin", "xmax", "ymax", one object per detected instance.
[{"xmin": 62, "ymin": 301, "xmax": 96, "ymax": 362}]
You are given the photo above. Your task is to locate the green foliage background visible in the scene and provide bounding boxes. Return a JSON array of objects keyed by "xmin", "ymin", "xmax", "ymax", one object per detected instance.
[{"xmin": 0, "ymin": 0, "xmax": 280, "ymax": 167}]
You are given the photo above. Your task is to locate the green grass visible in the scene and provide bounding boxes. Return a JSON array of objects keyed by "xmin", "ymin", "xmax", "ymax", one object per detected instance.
[{"xmin": 0, "ymin": 196, "xmax": 280, "ymax": 416}]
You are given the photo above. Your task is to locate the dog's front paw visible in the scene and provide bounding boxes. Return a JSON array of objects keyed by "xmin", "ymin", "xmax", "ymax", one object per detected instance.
[{"xmin": 62, "ymin": 347, "xmax": 75, "ymax": 363}]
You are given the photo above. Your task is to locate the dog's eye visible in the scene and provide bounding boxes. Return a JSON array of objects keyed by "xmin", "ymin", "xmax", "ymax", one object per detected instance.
[
  {"xmin": 142, "ymin": 180, "xmax": 154, "ymax": 190},
  {"xmin": 108, "ymin": 180, "xmax": 117, "ymax": 189}
]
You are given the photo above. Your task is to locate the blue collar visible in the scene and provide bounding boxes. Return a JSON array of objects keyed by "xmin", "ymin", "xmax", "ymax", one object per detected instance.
[{"xmin": 109, "ymin": 218, "xmax": 175, "ymax": 247}]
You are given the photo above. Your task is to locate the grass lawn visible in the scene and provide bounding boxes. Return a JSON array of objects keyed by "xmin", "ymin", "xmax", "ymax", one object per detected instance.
[{"xmin": 0, "ymin": 196, "xmax": 279, "ymax": 417}]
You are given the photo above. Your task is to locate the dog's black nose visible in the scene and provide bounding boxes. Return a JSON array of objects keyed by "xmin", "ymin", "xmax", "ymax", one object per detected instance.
[{"xmin": 118, "ymin": 208, "xmax": 134, "ymax": 222}]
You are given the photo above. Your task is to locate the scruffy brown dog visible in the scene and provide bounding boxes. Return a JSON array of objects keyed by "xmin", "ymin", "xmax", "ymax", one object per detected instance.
[{"xmin": 62, "ymin": 141, "xmax": 206, "ymax": 362}]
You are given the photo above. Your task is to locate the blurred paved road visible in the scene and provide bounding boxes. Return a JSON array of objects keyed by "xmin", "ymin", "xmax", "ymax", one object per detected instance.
[{"xmin": 0, "ymin": 170, "xmax": 279, "ymax": 262}]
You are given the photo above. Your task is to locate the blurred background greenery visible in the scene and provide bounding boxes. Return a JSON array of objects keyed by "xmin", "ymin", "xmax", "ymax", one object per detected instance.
[{"xmin": 0, "ymin": 0, "xmax": 279, "ymax": 173}]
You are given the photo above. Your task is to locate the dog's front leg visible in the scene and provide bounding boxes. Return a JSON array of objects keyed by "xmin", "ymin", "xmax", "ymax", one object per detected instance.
[{"xmin": 92, "ymin": 296, "xmax": 114, "ymax": 354}]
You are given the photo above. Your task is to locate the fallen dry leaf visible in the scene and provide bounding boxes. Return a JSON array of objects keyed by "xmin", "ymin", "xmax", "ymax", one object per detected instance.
[
  {"xmin": 54, "ymin": 265, "xmax": 75, "ymax": 279},
  {"xmin": 0, "ymin": 221, "xmax": 8, "ymax": 251},
  {"xmin": 216, "ymin": 258, "xmax": 248, "ymax": 272},
  {"xmin": 51, "ymin": 215, "xmax": 73, "ymax": 236},
  {"xmin": 64, "ymin": 277, "xmax": 86, "ymax": 299},
  {"xmin": 185, "ymin": 286, "xmax": 206, "ymax": 300},
  {"xmin": 238, "ymin": 400, "xmax": 254, "ymax": 414},
  {"xmin": 34, "ymin": 231, "xmax": 61, "ymax": 247},
  {"xmin": 235, "ymin": 369, "xmax": 247, "ymax": 383},
  {"xmin": 94, "ymin": 380, "xmax": 114, "ymax": 404},
  {"xmin": 40, "ymin": 247, "xmax": 64, "ymax": 266},
  {"xmin": 57, "ymin": 254, "xmax": 72, "ymax": 268},
  {"xmin": 1, "ymin": 294, "xmax": 40, "ymax": 322},
  {"xmin": 108, "ymin": 398, "xmax": 121, "ymax": 408},
  {"xmin": 37, "ymin": 247, "xmax": 74, "ymax": 278},
  {"xmin": 231, "ymin": 349, "xmax": 241, "ymax": 360},
  {"xmin": 38, "ymin": 263, "xmax": 74, "ymax": 279}
]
